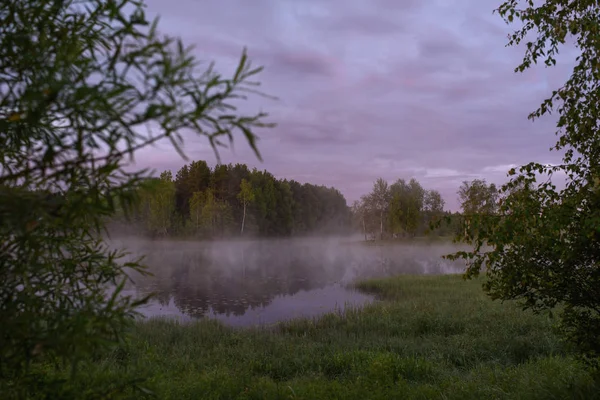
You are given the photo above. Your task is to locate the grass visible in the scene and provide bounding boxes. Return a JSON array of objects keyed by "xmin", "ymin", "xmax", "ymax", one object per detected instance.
[
  {"xmin": 342, "ymin": 236, "xmax": 457, "ymax": 247},
  {"xmin": 63, "ymin": 275, "xmax": 598, "ymax": 399}
]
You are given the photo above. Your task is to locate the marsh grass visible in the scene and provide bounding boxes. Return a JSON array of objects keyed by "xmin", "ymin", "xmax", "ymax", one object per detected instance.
[{"xmin": 49, "ymin": 275, "xmax": 598, "ymax": 399}]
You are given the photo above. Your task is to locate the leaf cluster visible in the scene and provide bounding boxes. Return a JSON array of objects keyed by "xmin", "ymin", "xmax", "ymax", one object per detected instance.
[
  {"xmin": 0, "ymin": 0, "xmax": 272, "ymax": 397},
  {"xmin": 447, "ymin": 0, "xmax": 600, "ymax": 364}
]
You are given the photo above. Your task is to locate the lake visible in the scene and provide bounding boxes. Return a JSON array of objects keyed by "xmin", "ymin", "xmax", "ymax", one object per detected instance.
[{"xmin": 113, "ymin": 237, "xmax": 467, "ymax": 327}]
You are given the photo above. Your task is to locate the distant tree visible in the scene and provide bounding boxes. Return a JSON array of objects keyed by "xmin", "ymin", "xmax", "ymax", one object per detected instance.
[
  {"xmin": 211, "ymin": 163, "xmax": 231, "ymax": 202},
  {"xmin": 174, "ymin": 160, "xmax": 212, "ymax": 219},
  {"xmin": 424, "ymin": 190, "xmax": 445, "ymax": 214},
  {"xmin": 359, "ymin": 194, "xmax": 380, "ymax": 239},
  {"xmin": 200, "ymin": 189, "xmax": 218, "ymax": 237},
  {"xmin": 386, "ymin": 178, "xmax": 427, "ymax": 238},
  {"xmin": 174, "ymin": 164, "xmax": 190, "ymax": 218},
  {"xmin": 405, "ymin": 178, "xmax": 425, "ymax": 237},
  {"xmin": 196, "ymin": 188, "xmax": 232, "ymax": 237},
  {"xmin": 423, "ymin": 189, "xmax": 445, "ymax": 235},
  {"xmin": 146, "ymin": 171, "xmax": 176, "ymax": 236},
  {"xmin": 388, "ymin": 179, "xmax": 407, "ymax": 237},
  {"xmin": 125, "ymin": 161, "xmax": 353, "ymax": 239},
  {"xmin": 351, "ymin": 200, "xmax": 368, "ymax": 241},
  {"xmin": 0, "ymin": 0, "xmax": 272, "ymax": 396},
  {"xmin": 457, "ymin": 179, "xmax": 499, "ymax": 239},
  {"xmin": 458, "ymin": 179, "xmax": 499, "ymax": 215},
  {"xmin": 189, "ymin": 190, "xmax": 205, "ymax": 235},
  {"xmin": 367, "ymin": 178, "xmax": 391, "ymax": 239},
  {"xmin": 446, "ymin": 0, "xmax": 600, "ymax": 364},
  {"xmin": 237, "ymin": 178, "xmax": 255, "ymax": 235},
  {"xmin": 274, "ymin": 180, "xmax": 294, "ymax": 236}
]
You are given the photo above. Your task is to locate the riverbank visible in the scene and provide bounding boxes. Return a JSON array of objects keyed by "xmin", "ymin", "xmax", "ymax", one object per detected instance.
[
  {"xmin": 354, "ymin": 235, "xmax": 456, "ymax": 246},
  {"xmin": 56, "ymin": 275, "xmax": 598, "ymax": 399}
]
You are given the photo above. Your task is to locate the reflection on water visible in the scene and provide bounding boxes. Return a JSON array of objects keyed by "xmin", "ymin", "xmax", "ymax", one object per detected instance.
[{"xmin": 114, "ymin": 238, "xmax": 466, "ymax": 327}]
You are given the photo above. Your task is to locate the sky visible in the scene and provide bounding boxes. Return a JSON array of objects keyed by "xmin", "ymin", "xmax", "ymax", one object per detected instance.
[{"xmin": 133, "ymin": 0, "xmax": 576, "ymax": 211}]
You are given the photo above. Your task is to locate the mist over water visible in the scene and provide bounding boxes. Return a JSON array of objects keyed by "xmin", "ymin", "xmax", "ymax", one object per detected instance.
[{"xmin": 111, "ymin": 237, "xmax": 467, "ymax": 327}]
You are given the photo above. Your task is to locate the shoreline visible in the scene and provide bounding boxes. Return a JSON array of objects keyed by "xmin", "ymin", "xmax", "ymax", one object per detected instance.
[{"xmin": 50, "ymin": 274, "xmax": 598, "ymax": 399}]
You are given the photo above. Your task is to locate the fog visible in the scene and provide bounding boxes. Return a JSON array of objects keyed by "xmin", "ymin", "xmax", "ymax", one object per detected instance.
[{"xmin": 108, "ymin": 236, "xmax": 468, "ymax": 327}]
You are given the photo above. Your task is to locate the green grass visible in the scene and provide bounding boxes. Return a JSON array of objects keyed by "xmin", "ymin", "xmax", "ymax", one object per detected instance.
[{"xmin": 68, "ymin": 275, "xmax": 598, "ymax": 399}]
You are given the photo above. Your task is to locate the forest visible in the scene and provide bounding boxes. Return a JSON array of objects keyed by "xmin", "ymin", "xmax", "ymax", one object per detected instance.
[
  {"xmin": 112, "ymin": 160, "xmax": 497, "ymax": 240},
  {"xmin": 113, "ymin": 160, "xmax": 352, "ymax": 238}
]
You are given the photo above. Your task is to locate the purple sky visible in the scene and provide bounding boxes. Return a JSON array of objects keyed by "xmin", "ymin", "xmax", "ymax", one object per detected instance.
[{"xmin": 133, "ymin": 0, "xmax": 575, "ymax": 211}]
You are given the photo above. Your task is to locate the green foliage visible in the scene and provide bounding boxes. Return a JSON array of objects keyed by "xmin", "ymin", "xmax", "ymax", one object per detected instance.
[
  {"xmin": 140, "ymin": 171, "xmax": 176, "ymax": 237},
  {"xmin": 118, "ymin": 161, "xmax": 353, "ymax": 238},
  {"xmin": 356, "ymin": 177, "xmax": 448, "ymax": 240},
  {"xmin": 38, "ymin": 275, "xmax": 599, "ymax": 399},
  {"xmin": 447, "ymin": 0, "xmax": 600, "ymax": 364},
  {"xmin": 174, "ymin": 160, "xmax": 212, "ymax": 218},
  {"xmin": 237, "ymin": 178, "xmax": 255, "ymax": 206},
  {"xmin": 188, "ymin": 190, "xmax": 205, "ymax": 234},
  {"xmin": 198, "ymin": 188, "xmax": 233, "ymax": 237},
  {"xmin": 237, "ymin": 178, "xmax": 254, "ymax": 234},
  {"xmin": 0, "ymin": 0, "xmax": 271, "ymax": 397},
  {"xmin": 457, "ymin": 179, "xmax": 499, "ymax": 215}
]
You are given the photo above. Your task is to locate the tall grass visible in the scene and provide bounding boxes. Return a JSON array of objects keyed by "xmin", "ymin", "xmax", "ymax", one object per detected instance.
[{"xmin": 61, "ymin": 275, "xmax": 598, "ymax": 399}]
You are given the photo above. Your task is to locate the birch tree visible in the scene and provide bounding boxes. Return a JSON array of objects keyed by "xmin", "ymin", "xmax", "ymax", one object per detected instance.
[
  {"xmin": 368, "ymin": 178, "xmax": 390, "ymax": 240},
  {"xmin": 237, "ymin": 178, "xmax": 255, "ymax": 235},
  {"xmin": 446, "ymin": 0, "xmax": 600, "ymax": 363},
  {"xmin": 189, "ymin": 191, "xmax": 205, "ymax": 235}
]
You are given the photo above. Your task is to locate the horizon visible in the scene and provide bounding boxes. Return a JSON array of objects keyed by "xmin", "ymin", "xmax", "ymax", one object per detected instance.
[
  {"xmin": 131, "ymin": 0, "xmax": 575, "ymax": 212},
  {"xmin": 143, "ymin": 159, "xmax": 499, "ymax": 214}
]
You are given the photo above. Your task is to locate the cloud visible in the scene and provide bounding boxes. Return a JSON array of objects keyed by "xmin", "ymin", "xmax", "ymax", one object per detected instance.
[{"xmin": 133, "ymin": 0, "xmax": 577, "ymax": 211}]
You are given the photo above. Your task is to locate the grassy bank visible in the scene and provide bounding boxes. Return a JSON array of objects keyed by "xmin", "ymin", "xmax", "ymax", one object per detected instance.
[
  {"xmin": 64, "ymin": 275, "xmax": 597, "ymax": 399},
  {"xmin": 340, "ymin": 236, "xmax": 456, "ymax": 247}
]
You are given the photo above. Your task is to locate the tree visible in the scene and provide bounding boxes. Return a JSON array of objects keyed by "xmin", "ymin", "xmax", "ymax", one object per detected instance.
[
  {"xmin": 174, "ymin": 160, "xmax": 212, "ymax": 219},
  {"xmin": 423, "ymin": 189, "xmax": 445, "ymax": 235},
  {"xmin": 457, "ymin": 179, "xmax": 498, "ymax": 238},
  {"xmin": 237, "ymin": 178, "xmax": 255, "ymax": 234},
  {"xmin": 368, "ymin": 178, "xmax": 390, "ymax": 239},
  {"xmin": 359, "ymin": 194, "xmax": 380, "ymax": 239},
  {"xmin": 458, "ymin": 179, "xmax": 498, "ymax": 215},
  {"xmin": 189, "ymin": 190, "xmax": 205, "ymax": 235},
  {"xmin": 388, "ymin": 179, "xmax": 408, "ymax": 237},
  {"xmin": 146, "ymin": 171, "xmax": 176, "ymax": 236},
  {"xmin": 446, "ymin": 0, "xmax": 600, "ymax": 363},
  {"xmin": 200, "ymin": 188, "xmax": 232, "ymax": 237},
  {"xmin": 351, "ymin": 200, "xmax": 368, "ymax": 241},
  {"xmin": 424, "ymin": 190, "xmax": 445, "ymax": 214},
  {"xmin": 200, "ymin": 189, "xmax": 218, "ymax": 236},
  {"xmin": 0, "ymin": 0, "xmax": 272, "ymax": 396},
  {"xmin": 121, "ymin": 160, "xmax": 355, "ymax": 239},
  {"xmin": 274, "ymin": 180, "xmax": 294, "ymax": 236},
  {"xmin": 405, "ymin": 178, "xmax": 425, "ymax": 237},
  {"xmin": 386, "ymin": 178, "xmax": 427, "ymax": 238}
]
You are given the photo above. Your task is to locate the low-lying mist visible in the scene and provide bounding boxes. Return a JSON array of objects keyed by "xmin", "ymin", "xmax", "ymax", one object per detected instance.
[{"xmin": 107, "ymin": 236, "xmax": 468, "ymax": 327}]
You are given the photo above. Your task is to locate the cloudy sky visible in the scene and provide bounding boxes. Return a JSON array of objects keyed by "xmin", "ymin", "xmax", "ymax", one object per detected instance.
[{"xmin": 134, "ymin": 0, "xmax": 574, "ymax": 211}]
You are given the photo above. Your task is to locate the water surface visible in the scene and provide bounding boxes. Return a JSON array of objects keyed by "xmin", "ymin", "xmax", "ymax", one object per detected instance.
[{"xmin": 115, "ymin": 237, "xmax": 466, "ymax": 327}]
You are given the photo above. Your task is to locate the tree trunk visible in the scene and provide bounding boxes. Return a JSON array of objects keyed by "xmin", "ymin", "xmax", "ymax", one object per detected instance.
[
  {"xmin": 380, "ymin": 211, "xmax": 383, "ymax": 240},
  {"xmin": 241, "ymin": 202, "xmax": 246, "ymax": 234},
  {"xmin": 406, "ymin": 207, "xmax": 410, "ymax": 237},
  {"xmin": 362, "ymin": 216, "xmax": 367, "ymax": 241}
]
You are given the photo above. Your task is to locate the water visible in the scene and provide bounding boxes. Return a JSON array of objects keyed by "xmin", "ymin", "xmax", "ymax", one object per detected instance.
[{"xmin": 114, "ymin": 237, "xmax": 466, "ymax": 327}]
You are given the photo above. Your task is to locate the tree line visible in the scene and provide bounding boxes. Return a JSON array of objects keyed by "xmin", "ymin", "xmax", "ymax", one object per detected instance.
[
  {"xmin": 351, "ymin": 176, "xmax": 504, "ymax": 241},
  {"xmin": 114, "ymin": 160, "xmax": 352, "ymax": 238},
  {"xmin": 120, "ymin": 162, "xmax": 507, "ymax": 241},
  {"xmin": 116, "ymin": 155, "xmax": 514, "ymax": 241}
]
